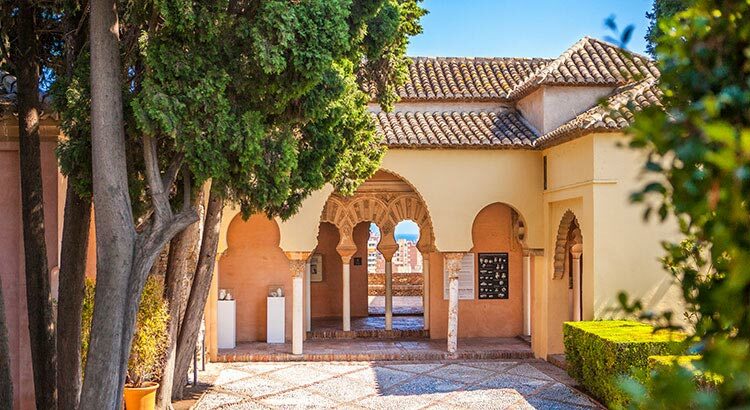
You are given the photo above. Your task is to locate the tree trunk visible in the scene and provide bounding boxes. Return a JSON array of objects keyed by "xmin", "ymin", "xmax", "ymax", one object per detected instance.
[
  {"xmin": 157, "ymin": 190, "xmax": 203, "ymax": 409},
  {"xmin": 0, "ymin": 278, "xmax": 12, "ymax": 409},
  {"xmin": 81, "ymin": 0, "xmax": 137, "ymax": 407},
  {"xmin": 56, "ymin": 4, "xmax": 90, "ymax": 409},
  {"xmin": 15, "ymin": 2, "xmax": 57, "ymax": 408},
  {"xmin": 56, "ymin": 187, "xmax": 91, "ymax": 410},
  {"xmin": 172, "ymin": 189, "xmax": 223, "ymax": 400}
]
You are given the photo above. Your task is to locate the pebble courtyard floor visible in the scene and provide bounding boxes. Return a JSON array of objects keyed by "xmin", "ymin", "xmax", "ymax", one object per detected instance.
[{"xmin": 193, "ymin": 359, "xmax": 603, "ymax": 409}]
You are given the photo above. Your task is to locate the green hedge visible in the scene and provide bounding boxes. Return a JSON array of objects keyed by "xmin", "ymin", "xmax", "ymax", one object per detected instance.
[
  {"xmin": 649, "ymin": 355, "xmax": 723, "ymax": 387},
  {"xmin": 564, "ymin": 320, "xmax": 685, "ymax": 407}
]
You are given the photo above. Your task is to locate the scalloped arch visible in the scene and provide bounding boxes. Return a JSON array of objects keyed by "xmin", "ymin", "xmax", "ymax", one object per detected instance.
[
  {"xmin": 318, "ymin": 169, "xmax": 435, "ymax": 249},
  {"xmin": 553, "ymin": 210, "xmax": 582, "ymax": 279}
]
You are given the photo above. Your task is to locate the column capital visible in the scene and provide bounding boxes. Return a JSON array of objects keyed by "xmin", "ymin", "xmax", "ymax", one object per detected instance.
[
  {"xmin": 285, "ymin": 251, "xmax": 311, "ymax": 279},
  {"xmin": 570, "ymin": 244, "xmax": 583, "ymax": 259},
  {"xmin": 378, "ymin": 234, "xmax": 398, "ymax": 261},
  {"xmin": 443, "ymin": 252, "xmax": 464, "ymax": 279},
  {"xmin": 523, "ymin": 248, "xmax": 544, "ymax": 257}
]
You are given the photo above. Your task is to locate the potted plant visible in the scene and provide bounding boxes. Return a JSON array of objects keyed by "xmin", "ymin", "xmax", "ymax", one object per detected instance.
[{"xmin": 82, "ymin": 276, "xmax": 169, "ymax": 410}]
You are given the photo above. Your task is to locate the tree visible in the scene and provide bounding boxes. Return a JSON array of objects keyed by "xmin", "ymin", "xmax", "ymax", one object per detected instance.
[
  {"xmin": 53, "ymin": 2, "xmax": 92, "ymax": 409},
  {"xmin": 80, "ymin": 0, "xmax": 425, "ymax": 407},
  {"xmin": 626, "ymin": 0, "xmax": 750, "ymax": 407},
  {"xmin": 644, "ymin": 0, "xmax": 690, "ymax": 57},
  {"xmin": 0, "ymin": 278, "xmax": 12, "ymax": 409},
  {"xmin": 2, "ymin": 2, "xmax": 58, "ymax": 408}
]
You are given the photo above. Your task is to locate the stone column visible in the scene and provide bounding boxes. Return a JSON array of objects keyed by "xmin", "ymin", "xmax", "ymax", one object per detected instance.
[
  {"xmin": 523, "ymin": 250, "xmax": 532, "ymax": 336},
  {"xmin": 444, "ymin": 252, "xmax": 464, "ymax": 354},
  {"xmin": 285, "ymin": 252, "xmax": 310, "ymax": 355},
  {"xmin": 336, "ymin": 225, "xmax": 356, "ymax": 332},
  {"xmin": 305, "ymin": 260, "xmax": 311, "ymax": 333},
  {"xmin": 378, "ymin": 234, "xmax": 398, "ymax": 331},
  {"xmin": 571, "ymin": 245, "xmax": 583, "ymax": 322}
]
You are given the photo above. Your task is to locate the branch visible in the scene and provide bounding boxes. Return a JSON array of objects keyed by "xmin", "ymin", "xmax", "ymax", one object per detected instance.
[
  {"xmin": 142, "ymin": 134, "xmax": 171, "ymax": 223},
  {"xmin": 161, "ymin": 152, "xmax": 184, "ymax": 190}
]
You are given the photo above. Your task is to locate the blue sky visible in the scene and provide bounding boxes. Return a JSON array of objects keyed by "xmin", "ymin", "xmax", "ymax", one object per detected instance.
[{"xmin": 407, "ymin": 0, "xmax": 652, "ymax": 58}]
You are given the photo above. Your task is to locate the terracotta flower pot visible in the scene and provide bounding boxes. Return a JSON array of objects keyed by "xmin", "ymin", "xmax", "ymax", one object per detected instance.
[{"xmin": 123, "ymin": 382, "xmax": 159, "ymax": 410}]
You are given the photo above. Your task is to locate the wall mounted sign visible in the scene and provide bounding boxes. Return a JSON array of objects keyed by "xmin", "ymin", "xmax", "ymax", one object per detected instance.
[
  {"xmin": 478, "ymin": 253, "xmax": 508, "ymax": 299},
  {"xmin": 443, "ymin": 253, "xmax": 475, "ymax": 300},
  {"xmin": 309, "ymin": 254, "xmax": 323, "ymax": 282},
  {"xmin": 353, "ymin": 257, "xmax": 362, "ymax": 266}
]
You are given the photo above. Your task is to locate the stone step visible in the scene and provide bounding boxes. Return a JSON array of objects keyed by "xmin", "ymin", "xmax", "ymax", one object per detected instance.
[{"xmin": 306, "ymin": 329, "xmax": 429, "ymax": 340}]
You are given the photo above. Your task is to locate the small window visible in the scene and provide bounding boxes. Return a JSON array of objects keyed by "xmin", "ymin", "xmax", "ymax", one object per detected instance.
[{"xmin": 543, "ymin": 156, "xmax": 548, "ymax": 190}]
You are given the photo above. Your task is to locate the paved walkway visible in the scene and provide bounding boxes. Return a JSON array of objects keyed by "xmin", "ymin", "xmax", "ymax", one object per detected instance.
[
  {"xmin": 216, "ymin": 338, "xmax": 532, "ymax": 362},
  {"xmin": 193, "ymin": 360, "xmax": 602, "ymax": 409},
  {"xmin": 368, "ymin": 296, "xmax": 424, "ymax": 315}
]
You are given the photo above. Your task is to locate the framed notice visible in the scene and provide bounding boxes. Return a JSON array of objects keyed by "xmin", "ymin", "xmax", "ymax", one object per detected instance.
[
  {"xmin": 478, "ymin": 253, "xmax": 509, "ymax": 299},
  {"xmin": 443, "ymin": 253, "xmax": 475, "ymax": 300},
  {"xmin": 309, "ymin": 254, "xmax": 323, "ymax": 282}
]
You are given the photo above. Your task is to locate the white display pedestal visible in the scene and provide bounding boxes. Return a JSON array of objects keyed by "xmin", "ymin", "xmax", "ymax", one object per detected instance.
[
  {"xmin": 267, "ymin": 296, "xmax": 285, "ymax": 343},
  {"xmin": 217, "ymin": 300, "xmax": 236, "ymax": 349}
]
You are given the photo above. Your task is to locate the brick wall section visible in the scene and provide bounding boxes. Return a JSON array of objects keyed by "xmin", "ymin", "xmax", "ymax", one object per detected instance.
[{"xmin": 368, "ymin": 272, "xmax": 423, "ymax": 296}]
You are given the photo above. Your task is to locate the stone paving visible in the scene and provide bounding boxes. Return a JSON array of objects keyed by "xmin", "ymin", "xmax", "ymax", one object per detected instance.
[{"xmin": 194, "ymin": 360, "xmax": 602, "ymax": 409}]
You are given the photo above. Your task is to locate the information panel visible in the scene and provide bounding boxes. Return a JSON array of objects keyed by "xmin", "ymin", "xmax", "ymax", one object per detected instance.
[
  {"xmin": 443, "ymin": 253, "xmax": 475, "ymax": 300},
  {"xmin": 477, "ymin": 253, "xmax": 509, "ymax": 299}
]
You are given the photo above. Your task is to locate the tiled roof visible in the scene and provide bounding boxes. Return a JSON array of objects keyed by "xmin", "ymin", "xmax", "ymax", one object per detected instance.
[
  {"xmin": 535, "ymin": 78, "xmax": 662, "ymax": 148},
  {"xmin": 374, "ymin": 110, "xmax": 537, "ymax": 148},
  {"xmin": 398, "ymin": 57, "xmax": 550, "ymax": 101},
  {"xmin": 506, "ymin": 37, "xmax": 659, "ymax": 99}
]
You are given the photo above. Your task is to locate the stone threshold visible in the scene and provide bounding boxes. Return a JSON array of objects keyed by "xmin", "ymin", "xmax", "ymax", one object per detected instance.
[
  {"xmin": 306, "ymin": 328, "xmax": 429, "ymax": 340},
  {"xmin": 215, "ymin": 349, "xmax": 534, "ymax": 363}
]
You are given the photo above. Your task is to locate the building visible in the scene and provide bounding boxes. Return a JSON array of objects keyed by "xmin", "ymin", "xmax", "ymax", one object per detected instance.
[{"xmin": 0, "ymin": 37, "xmax": 683, "ymax": 408}]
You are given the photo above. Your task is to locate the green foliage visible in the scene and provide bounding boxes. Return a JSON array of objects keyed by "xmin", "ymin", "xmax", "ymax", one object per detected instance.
[
  {"xmin": 80, "ymin": 278, "xmax": 95, "ymax": 373},
  {"xmin": 80, "ymin": 277, "xmax": 169, "ymax": 387},
  {"xmin": 127, "ymin": 276, "xmax": 169, "ymax": 387},
  {"xmin": 563, "ymin": 321, "xmax": 685, "ymax": 408},
  {"xmin": 121, "ymin": 0, "xmax": 426, "ymax": 220},
  {"xmin": 626, "ymin": 0, "xmax": 750, "ymax": 406},
  {"xmin": 644, "ymin": 0, "xmax": 691, "ymax": 57}
]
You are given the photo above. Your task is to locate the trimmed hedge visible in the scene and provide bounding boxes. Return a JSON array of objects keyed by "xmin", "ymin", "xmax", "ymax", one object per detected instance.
[
  {"xmin": 649, "ymin": 355, "xmax": 723, "ymax": 387},
  {"xmin": 564, "ymin": 320, "xmax": 685, "ymax": 407}
]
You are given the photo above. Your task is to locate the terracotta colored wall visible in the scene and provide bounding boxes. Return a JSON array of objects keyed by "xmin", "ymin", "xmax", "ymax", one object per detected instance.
[
  {"xmin": 219, "ymin": 214, "xmax": 292, "ymax": 342},
  {"xmin": 310, "ymin": 222, "xmax": 369, "ymax": 318},
  {"xmin": 0, "ymin": 137, "xmax": 61, "ymax": 410},
  {"xmin": 429, "ymin": 203, "xmax": 523, "ymax": 338}
]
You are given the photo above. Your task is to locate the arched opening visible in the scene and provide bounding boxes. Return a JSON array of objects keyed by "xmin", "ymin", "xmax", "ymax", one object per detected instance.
[
  {"xmin": 314, "ymin": 169, "xmax": 434, "ymax": 336},
  {"xmin": 549, "ymin": 209, "xmax": 584, "ymax": 354}
]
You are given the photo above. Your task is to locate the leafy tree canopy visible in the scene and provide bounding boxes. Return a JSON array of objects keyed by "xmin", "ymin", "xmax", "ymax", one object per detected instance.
[
  {"xmin": 627, "ymin": 0, "xmax": 750, "ymax": 407},
  {"xmin": 55, "ymin": 0, "xmax": 425, "ymax": 219},
  {"xmin": 644, "ymin": 0, "xmax": 691, "ymax": 56}
]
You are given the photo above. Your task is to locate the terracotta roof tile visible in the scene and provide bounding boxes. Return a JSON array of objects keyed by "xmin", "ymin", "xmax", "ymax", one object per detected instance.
[
  {"xmin": 535, "ymin": 78, "xmax": 662, "ymax": 148},
  {"xmin": 506, "ymin": 37, "xmax": 659, "ymax": 99},
  {"xmin": 398, "ymin": 57, "xmax": 550, "ymax": 101},
  {"xmin": 375, "ymin": 110, "xmax": 538, "ymax": 148}
]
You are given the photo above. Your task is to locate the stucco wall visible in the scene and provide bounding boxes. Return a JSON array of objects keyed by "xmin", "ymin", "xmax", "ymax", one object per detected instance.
[
  {"xmin": 0, "ymin": 118, "xmax": 62, "ymax": 410},
  {"xmin": 429, "ymin": 203, "xmax": 524, "ymax": 338},
  {"xmin": 309, "ymin": 222, "xmax": 369, "ymax": 319},
  {"xmin": 517, "ymin": 86, "xmax": 614, "ymax": 134},
  {"xmin": 219, "ymin": 214, "xmax": 292, "ymax": 342}
]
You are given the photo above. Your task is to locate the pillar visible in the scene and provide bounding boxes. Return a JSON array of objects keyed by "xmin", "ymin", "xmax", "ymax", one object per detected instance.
[
  {"xmin": 336, "ymin": 225, "xmax": 357, "ymax": 332},
  {"xmin": 378, "ymin": 233, "xmax": 398, "ymax": 331},
  {"xmin": 443, "ymin": 252, "xmax": 464, "ymax": 354},
  {"xmin": 571, "ymin": 245, "xmax": 583, "ymax": 322},
  {"xmin": 523, "ymin": 251, "xmax": 531, "ymax": 336},
  {"xmin": 305, "ymin": 260, "xmax": 311, "ymax": 333},
  {"xmin": 205, "ymin": 257, "xmax": 220, "ymax": 361},
  {"xmin": 421, "ymin": 251, "xmax": 430, "ymax": 331},
  {"xmin": 285, "ymin": 252, "xmax": 310, "ymax": 355}
]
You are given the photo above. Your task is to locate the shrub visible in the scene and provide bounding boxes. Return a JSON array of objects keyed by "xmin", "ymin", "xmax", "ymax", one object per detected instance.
[
  {"xmin": 564, "ymin": 320, "xmax": 685, "ymax": 408},
  {"xmin": 81, "ymin": 276, "xmax": 169, "ymax": 387},
  {"xmin": 649, "ymin": 355, "xmax": 723, "ymax": 388}
]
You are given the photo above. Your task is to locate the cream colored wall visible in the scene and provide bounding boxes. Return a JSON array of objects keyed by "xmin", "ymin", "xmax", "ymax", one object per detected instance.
[
  {"xmin": 516, "ymin": 86, "xmax": 613, "ymax": 134},
  {"xmin": 380, "ymin": 149, "xmax": 545, "ymax": 251},
  {"xmin": 590, "ymin": 134, "xmax": 683, "ymax": 319},
  {"xmin": 535, "ymin": 132, "xmax": 683, "ymax": 357}
]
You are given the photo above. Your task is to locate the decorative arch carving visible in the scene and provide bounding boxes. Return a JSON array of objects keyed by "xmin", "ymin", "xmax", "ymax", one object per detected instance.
[
  {"xmin": 553, "ymin": 210, "xmax": 582, "ymax": 279},
  {"xmin": 319, "ymin": 170, "xmax": 435, "ymax": 249}
]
